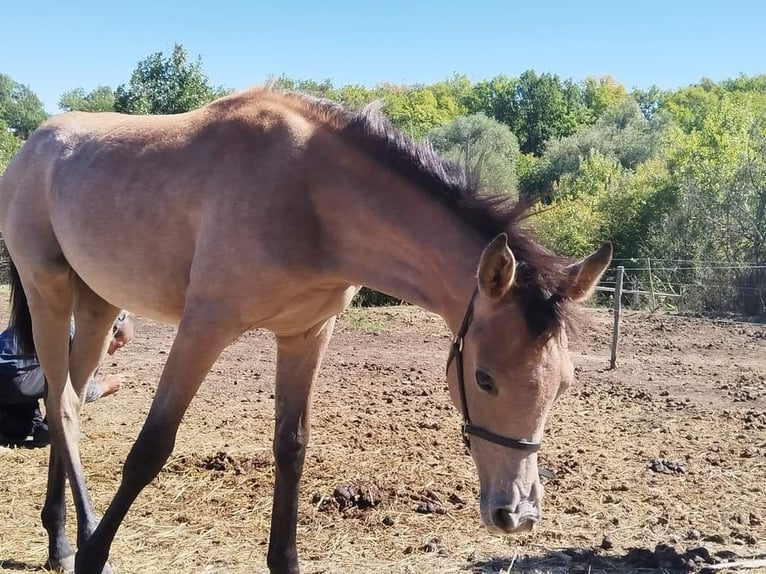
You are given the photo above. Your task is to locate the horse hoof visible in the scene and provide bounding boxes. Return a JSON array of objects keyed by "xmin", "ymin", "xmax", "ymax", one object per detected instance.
[
  {"xmin": 72, "ymin": 555, "xmax": 113, "ymax": 574},
  {"xmin": 45, "ymin": 554, "xmax": 75, "ymax": 573}
]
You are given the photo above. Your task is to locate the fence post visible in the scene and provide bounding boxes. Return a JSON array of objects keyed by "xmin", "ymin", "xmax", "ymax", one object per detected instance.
[
  {"xmin": 610, "ymin": 266, "xmax": 624, "ymax": 370},
  {"xmin": 647, "ymin": 258, "xmax": 656, "ymax": 310}
]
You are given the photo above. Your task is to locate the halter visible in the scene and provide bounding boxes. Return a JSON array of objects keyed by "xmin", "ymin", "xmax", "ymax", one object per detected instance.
[{"xmin": 446, "ymin": 288, "xmax": 542, "ymax": 453}]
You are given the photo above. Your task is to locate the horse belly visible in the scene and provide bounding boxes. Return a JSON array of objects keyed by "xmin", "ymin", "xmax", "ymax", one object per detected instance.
[{"xmin": 62, "ymin": 241, "xmax": 191, "ymax": 325}]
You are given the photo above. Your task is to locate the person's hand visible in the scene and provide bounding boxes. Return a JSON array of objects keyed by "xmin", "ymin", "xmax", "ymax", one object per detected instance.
[{"xmin": 99, "ymin": 375, "xmax": 123, "ymax": 398}]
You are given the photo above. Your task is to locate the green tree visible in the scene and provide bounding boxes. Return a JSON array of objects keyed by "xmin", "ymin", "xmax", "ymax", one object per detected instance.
[
  {"xmin": 267, "ymin": 76, "xmax": 380, "ymax": 110},
  {"xmin": 428, "ymin": 114, "xmax": 519, "ymax": 194},
  {"xmin": 428, "ymin": 75, "xmax": 471, "ymax": 116},
  {"xmin": 720, "ymin": 73, "xmax": 766, "ymax": 94},
  {"xmin": 512, "ymin": 71, "xmax": 584, "ymax": 156},
  {"xmin": 336, "ymin": 84, "xmax": 376, "ymax": 109},
  {"xmin": 383, "ymin": 85, "xmax": 460, "ymax": 139},
  {"xmin": 0, "ymin": 74, "xmax": 48, "ymax": 138},
  {"xmin": 661, "ymin": 92, "xmax": 766, "ymax": 264},
  {"xmin": 582, "ymin": 75, "xmax": 628, "ymax": 121},
  {"xmin": 269, "ymin": 75, "xmax": 339, "ymax": 100},
  {"xmin": 115, "ymin": 44, "xmax": 226, "ymax": 114},
  {"xmin": 532, "ymin": 152, "xmax": 617, "ymax": 257},
  {"xmin": 534, "ymin": 99, "xmax": 670, "ymax": 195},
  {"xmin": 533, "ymin": 151, "xmax": 674, "ymax": 260},
  {"xmin": 632, "ymin": 85, "xmax": 665, "ymax": 120},
  {"xmin": 59, "ymin": 86, "xmax": 116, "ymax": 112},
  {"xmin": 661, "ymin": 80, "xmax": 722, "ymax": 132},
  {"xmin": 464, "ymin": 75, "xmax": 517, "ymax": 126},
  {"xmin": 0, "ymin": 119, "xmax": 22, "ymax": 173},
  {"xmin": 643, "ymin": 92, "xmax": 766, "ymax": 314}
]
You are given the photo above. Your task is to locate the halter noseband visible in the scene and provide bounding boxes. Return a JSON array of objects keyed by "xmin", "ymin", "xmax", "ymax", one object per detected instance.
[{"xmin": 446, "ymin": 288, "xmax": 542, "ymax": 453}]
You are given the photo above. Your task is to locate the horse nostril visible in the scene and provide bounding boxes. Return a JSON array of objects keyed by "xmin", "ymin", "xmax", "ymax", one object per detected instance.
[
  {"xmin": 492, "ymin": 508, "xmax": 514, "ymax": 531},
  {"xmin": 491, "ymin": 505, "xmax": 539, "ymax": 533}
]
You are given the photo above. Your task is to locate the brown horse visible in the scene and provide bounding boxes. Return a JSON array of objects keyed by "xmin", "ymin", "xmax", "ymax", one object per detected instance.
[{"xmin": 0, "ymin": 88, "xmax": 611, "ymax": 574}]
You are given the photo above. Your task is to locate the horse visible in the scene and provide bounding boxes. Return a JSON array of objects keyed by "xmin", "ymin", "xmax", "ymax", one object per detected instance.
[{"xmin": 0, "ymin": 87, "xmax": 611, "ymax": 574}]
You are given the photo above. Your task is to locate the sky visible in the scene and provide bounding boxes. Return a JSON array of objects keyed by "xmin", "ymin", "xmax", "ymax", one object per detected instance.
[{"xmin": 2, "ymin": 0, "xmax": 765, "ymax": 113}]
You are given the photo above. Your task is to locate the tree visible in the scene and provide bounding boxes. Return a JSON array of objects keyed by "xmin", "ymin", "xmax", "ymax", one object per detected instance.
[
  {"xmin": 0, "ymin": 119, "xmax": 22, "ymax": 173},
  {"xmin": 435, "ymin": 74, "xmax": 473, "ymax": 112},
  {"xmin": 721, "ymin": 73, "xmax": 766, "ymax": 93},
  {"xmin": 383, "ymin": 86, "xmax": 460, "ymax": 139},
  {"xmin": 428, "ymin": 75, "xmax": 471, "ymax": 117},
  {"xmin": 532, "ymin": 151, "xmax": 674, "ymax": 260},
  {"xmin": 269, "ymin": 75, "xmax": 338, "ymax": 100},
  {"xmin": 632, "ymin": 85, "xmax": 664, "ymax": 120},
  {"xmin": 533, "ymin": 99, "xmax": 671, "ymax": 196},
  {"xmin": 582, "ymin": 75, "xmax": 628, "ymax": 121},
  {"xmin": 336, "ymin": 84, "xmax": 376, "ymax": 110},
  {"xmin": 0, "ymin": 74, "xmax": 48, "ymax": 138},
  {"xmin": 661, "ymin": 92, "xmax": 766, "ymax": 264},
  {"xmin": 428, "ymin": 114, "xmax": 519, "ymax": 194},
  {"xmin": 661, "ymin": 80, "xmax": 722, "ymax": 132},
  {"xmin": 59, "ymin": 86, "xmax": 116, "ymax": 112},
  {"xmin": 464, "ymin": 75, "xmax": 517, "ymax": 126},
  {"xmin": 115, "ymin": 44, "xmax": 226, "ymax": 114},
  {"xmin": 512, "ymin": 71, "xmax": 584, "ymax": 156}
]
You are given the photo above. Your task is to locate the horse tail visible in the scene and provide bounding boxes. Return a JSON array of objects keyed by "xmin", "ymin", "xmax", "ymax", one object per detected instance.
[{"xmin": 9, "ymin": 259, "xmax": 35, "ymax": 354}]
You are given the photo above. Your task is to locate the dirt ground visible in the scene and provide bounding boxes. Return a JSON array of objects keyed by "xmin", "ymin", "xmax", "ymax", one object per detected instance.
[{"xmin": 0, "ymin": 304, "xmax": 764, "ymax": 573}]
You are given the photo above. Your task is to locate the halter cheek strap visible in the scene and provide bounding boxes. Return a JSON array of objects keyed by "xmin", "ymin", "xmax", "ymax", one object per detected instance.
[{"xmin": 446, "ymin": 288, "xmax": 542, "ymax": 453}]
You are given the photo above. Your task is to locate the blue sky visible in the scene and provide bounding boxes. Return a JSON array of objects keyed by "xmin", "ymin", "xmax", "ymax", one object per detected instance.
[{"xmin": 2, "ymin": 0, "xmax": 764, "ymax": 113}]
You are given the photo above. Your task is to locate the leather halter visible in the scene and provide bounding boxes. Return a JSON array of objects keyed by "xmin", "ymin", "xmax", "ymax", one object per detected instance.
[{"xmin": 446, "ymin": 288, "xmax": 542, "ymax": 453}]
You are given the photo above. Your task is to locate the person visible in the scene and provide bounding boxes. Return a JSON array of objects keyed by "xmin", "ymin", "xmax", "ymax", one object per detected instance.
[{"xmin": 0, "ymin": 311, "xmax": 134, "ymax": 447}]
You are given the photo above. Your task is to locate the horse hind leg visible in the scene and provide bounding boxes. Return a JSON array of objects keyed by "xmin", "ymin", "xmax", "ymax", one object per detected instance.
[
  {"xmin": 42, "ymin": 447, "xmax": 75, "ymax": 573},
  {"xmin": 1, "ymin": 168, "xmax": 114, "ymax": 572},
  {"xmin": 8, "ymin": 252, "xmax": 78, "ymax": 572},
  {"xmin": 13, "ymin": 258, "xmax": 117, "ymax": 574}
]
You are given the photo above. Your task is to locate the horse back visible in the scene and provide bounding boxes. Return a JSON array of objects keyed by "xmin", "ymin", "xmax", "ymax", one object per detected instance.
[{"xmin": 0, "ymin": 90, "xmax": 329, "ymax": 323}]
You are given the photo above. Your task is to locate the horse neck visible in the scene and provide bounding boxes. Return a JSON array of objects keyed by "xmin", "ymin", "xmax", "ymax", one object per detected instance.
[{"xmin": 321, "ymin": 177, "xmax": 486, "ymax": 333}]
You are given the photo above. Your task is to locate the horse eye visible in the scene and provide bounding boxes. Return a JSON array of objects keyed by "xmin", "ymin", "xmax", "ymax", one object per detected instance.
[{"xmin": 475, "ymin": 369, "xmax": 495, "ymax": 392}]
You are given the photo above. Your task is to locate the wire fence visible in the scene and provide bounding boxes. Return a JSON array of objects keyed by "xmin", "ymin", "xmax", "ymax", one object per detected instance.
[{"xmin": 596, "ymin": 258, "xmax": 765, "ymax": 317}]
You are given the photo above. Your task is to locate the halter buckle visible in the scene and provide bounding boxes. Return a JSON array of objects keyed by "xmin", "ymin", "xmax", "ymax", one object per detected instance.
[{"xmin": 460, "ymin": 421, "xmax": 471, "ymax": 447}]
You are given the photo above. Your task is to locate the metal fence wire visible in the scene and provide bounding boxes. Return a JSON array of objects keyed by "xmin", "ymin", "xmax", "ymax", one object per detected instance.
[{"xmin": 597, "ymin": 259, "xmax": 766, "ymax": 317}]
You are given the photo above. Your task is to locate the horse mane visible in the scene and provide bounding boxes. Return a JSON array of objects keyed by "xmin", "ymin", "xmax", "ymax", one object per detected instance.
[{"xmin": 256, "ymin": 88, "xmax": 576, "ymax": 338}]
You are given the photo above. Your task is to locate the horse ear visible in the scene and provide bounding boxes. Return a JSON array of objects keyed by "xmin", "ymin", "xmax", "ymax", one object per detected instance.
[
  {"xmin": 561, "ymin": 243, "xmax": 613, "ymax": 302},
  {"xmin": 477, "ymin": 233, "xmax": 516, "ymax": 300}
]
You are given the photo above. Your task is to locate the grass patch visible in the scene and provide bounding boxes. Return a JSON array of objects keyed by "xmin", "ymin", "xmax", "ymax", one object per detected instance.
[{"xmin": 339, "ymin": 308, "xmax": 387, "ymax": 333}]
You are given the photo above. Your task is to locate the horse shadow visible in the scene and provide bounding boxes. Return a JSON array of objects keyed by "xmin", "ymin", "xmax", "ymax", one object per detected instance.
[
  {"xmin": 469, "ymin": 544, "xmax": 763, "ymax": 573},
  {"xmin": 0, "ymin": 558, "xmax": 44, "ymax": 572}
]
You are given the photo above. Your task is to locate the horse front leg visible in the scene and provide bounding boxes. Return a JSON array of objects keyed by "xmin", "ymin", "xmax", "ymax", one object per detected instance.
[
  {"xmin": 267, "ymin": 317, "xmax": 336, "ymax": 574},
  {"xmin": 66, "ymin": 286, "xmax": 123, "ymax": 552},
  {"xmin": 74, "ymin": 303, "xmax": 240, "ymax": 574}
]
